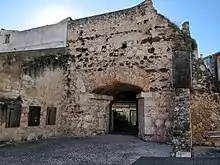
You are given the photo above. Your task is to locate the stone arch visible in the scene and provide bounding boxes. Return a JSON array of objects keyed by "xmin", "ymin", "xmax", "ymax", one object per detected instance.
[
  {"xmin": 92, "ymin": 82, "xmax": 143, "ymax": 98},
  {"xmin": 84, "ymin": 67, "xmax": 153, "ymax": 93},
  {"xmin": 91, "ymin": 81, "xmax": 143, "ymax": 135}
]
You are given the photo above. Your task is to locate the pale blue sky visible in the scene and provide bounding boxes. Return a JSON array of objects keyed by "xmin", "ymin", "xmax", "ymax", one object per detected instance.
[{"xmin": 0, "ymin": 0, "xmax": 219, "ymax": 55}]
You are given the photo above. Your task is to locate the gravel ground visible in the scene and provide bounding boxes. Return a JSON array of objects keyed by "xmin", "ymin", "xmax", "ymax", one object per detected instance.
[{"xmin": 0, "ymin": 135, "xmax": 172, "ymax": 165}]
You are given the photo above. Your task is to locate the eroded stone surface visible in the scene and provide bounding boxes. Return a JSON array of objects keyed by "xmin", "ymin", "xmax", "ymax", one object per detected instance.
[
  {"xmin": 0, "ymin": 0, "xmax": 192, "ymax": 151},
  {"xmin": 191, "ymin": 59, "xmax": 220, "ymax": 147},
  {"xmin": 171, "ymin": 89, "xmax": 191, "ymax": 156},
  {"xmin": 63, "ymin": 0, "xmax": 190, "ymax": 143}
]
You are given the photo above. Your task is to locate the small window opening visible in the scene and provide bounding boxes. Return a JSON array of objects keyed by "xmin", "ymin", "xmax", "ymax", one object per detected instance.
[
  {"xmin": 4, "ymin": 34, "xmax": 10, "ymax": 44},
  {"xmin": 28, "ymin": 106, "xmax": 41, "ymax": 126},
  {"xmin": 6, "ymin": 104, "xmax": 21, "ymax": 128},
  {"xmin": 46, "ymin": 107, "xmax": 57, "ymax": 125}
]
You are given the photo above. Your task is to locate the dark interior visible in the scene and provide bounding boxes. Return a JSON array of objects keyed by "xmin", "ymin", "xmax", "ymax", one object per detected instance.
[{"xmin": 93, "ymin": 83, "xmax": 142, "ymax": 135}]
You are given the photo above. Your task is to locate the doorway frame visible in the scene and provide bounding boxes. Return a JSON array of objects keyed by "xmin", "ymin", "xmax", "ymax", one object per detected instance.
[{"xmin": 108, "ymin": 100, "xmax": 139, "ymax": 135}]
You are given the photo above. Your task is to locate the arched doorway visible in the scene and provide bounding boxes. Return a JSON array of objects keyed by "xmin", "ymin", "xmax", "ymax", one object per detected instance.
[{"xmin": 92, "ymin": 82, "xmax": 142, "ymax": 135}]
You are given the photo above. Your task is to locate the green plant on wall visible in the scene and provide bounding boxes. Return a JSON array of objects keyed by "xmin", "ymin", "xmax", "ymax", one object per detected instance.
[{"xmin": 191, "ymin": 38, "xmax": 198, "ymax": 51}]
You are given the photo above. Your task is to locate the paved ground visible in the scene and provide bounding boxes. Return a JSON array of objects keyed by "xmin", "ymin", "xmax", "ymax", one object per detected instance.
[
  {"xmin": 132, "ymin": 157, "xmax": 220, "ymax": 165},
  {"xmin": 0, "ymin": 135, "xmax": 172, "ymax": 165},
  {"xmin": 193, "ymin": 146, "xmax": 220, "ymax": 157}
]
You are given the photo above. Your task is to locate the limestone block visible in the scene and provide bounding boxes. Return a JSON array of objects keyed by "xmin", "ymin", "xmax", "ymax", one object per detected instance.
[
  {"xmin": 136, "ymin": 92, "xmax": 153, "ymax": 99},
  {"xmin": 127, "ymin": 50, "xmax": 134, "ymax": 57},
  {"xmin": 176, "ymin": 151, "xmax": 191, "ymax": 157},
  {"xmin": 199, "ymin": 65, "xmax": 206, "ymax": 71},
  {"xmin": 0, "ymin": 81, "xmax": 6, "ymax": 91},
  {"xmin": 144, "ymin": 117, "xmax": 155, "ymax": 134},
  {"xmin": 84, "ymin": 115, "xmax": 94, "ymax": 122},
  {"xmin": 136, "ymin": 50, "xmax": 145, "ymax": 56},
  {"xmin": 165, "ymin": 121, "xmax": 171, "ymax": 128},
  {"xmin": 22, "ymin": 75, "xmax": 33, "ymax": 82},
  {"xmin": 98, "ymin": 118, "xmax": 106, "ymax": 130},
  {"xmin": 127, "ymin": 41, "xmax": 133, "ymax": 47},
  {"xmin": 97, "ymin": 46, "xmax": 102, "ymax": 52},
  {"xmin": 76, "ymin": 77, "xmax": 86, "ymax": 92},
  {"xmin": 89, "ymin": 47, "xmax": 95, "ymax": 52},
  {"xmin": 155, "ymin": 119, "xmax": 164, "ymax": 127},
  {"xmin": 81, "ymin": 122, "xmax": 91, "ymax": 129},
  {"xmin": 144, "ymin": 100, "xmax": 156, "ymax": 107}
]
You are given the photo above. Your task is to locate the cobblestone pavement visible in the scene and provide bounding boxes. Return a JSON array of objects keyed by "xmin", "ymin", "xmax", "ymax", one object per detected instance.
[
  {"xmin": 0, "ymin": 135, "xmax": 172, "ymax": 165},
  {"xmin": 193, "ymin": 146, "xmax": 220, "ymax": 157}
]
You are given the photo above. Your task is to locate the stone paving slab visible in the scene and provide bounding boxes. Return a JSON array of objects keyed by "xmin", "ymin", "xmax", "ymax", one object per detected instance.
[{"xmin": 132, "ymin": 157, "xmax": 220, "ymax": 165}]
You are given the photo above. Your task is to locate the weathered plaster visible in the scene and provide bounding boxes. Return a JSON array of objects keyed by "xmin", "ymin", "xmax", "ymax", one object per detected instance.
[
  {"xmin": 0, "ymin": 20, "xmax": 68, "ymax": 53},
  {"xmin": 0, "ymin": 48, "xmax": 65, "ymax": 142}
]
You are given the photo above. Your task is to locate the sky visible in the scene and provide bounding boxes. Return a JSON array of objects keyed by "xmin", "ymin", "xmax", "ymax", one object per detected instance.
[{"xmin": 0, "ymin": 0, "xmax": 219, "ymax": 55}]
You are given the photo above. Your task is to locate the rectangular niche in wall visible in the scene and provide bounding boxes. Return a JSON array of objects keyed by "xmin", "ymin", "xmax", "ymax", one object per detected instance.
[
  {"xmin": 28, "ymin": 106, "xmax": 41, "ymax": 126},
  {"xmin": 6, "ymin": 104, "xmax": 22, "ymax": 128},
  {"xmin": 46, "ymin": 107, "xmax": 57, "ymax": 125},
  {"xmin": 4, "ymin": 34, "xmax": 11, "ymax": 44}
]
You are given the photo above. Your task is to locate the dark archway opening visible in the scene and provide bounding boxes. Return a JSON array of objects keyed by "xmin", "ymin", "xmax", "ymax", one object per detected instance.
[{"xmin": 92, "ymin": 83, "xmax": 142, "ymax": 135}]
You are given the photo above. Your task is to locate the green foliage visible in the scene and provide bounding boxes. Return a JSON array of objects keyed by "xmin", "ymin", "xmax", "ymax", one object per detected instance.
[
  {"xmin": 191, "ymin": 38, "xmax": 198, "ymax": 51},
  {"xmin": 170, "ymin": 23, "xmax": 180, "ymax": 32}
]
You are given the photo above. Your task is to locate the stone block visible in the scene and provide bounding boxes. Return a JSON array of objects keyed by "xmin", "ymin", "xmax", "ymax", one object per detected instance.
[
  {"xmin": 155, "ymin": 119, "xmax": 164, "ymax": 127},
  {"xmin": 144, "ymin": 117, "xmax": 155, "ymax": 135},
  {"xmin": 176, "ymin": 151, "xmax": 191, "ymax": 158},
  {"xmin": 136, "ymin": 92, "xmax": 153, "ymax": 99},
  {"xmin": 144, "ymin": 100, "xmax": 156, "ymax": 107},
  {"xmin": 87, "ymin": 93, "xmax": 113, "ymax": 101}
]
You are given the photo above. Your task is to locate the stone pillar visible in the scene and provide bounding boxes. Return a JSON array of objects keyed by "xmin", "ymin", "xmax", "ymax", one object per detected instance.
[
  {"xmin": 171, "ymin": 88, "xmax": 192, "ymax": 157},
  {"xmin": 171, "ymin": 21, "xmax": 192, "ymax": 157},
  {"xmin": 137, "ymin": 92, "xmax": 156, "ymax": 141}
]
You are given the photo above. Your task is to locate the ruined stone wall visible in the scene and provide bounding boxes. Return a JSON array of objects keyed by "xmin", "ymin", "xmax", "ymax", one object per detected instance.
[
  {"xmin": 64, "ymin": 1, "xmax": 189, "ymax": 142},
  {"xmin": 0, "ymin": 1, "xmax": 192, "ymax": 145},
  {"xmin": 0, "ymin": 48, "xmax": 65, "ymax": 142},
  {"xmin": 191, "ymin": 59, "xmax": 220, "ymax": 146},
  {"xmin": 59, "ymin": 93, "xmax": 112, "ymax": 136}
]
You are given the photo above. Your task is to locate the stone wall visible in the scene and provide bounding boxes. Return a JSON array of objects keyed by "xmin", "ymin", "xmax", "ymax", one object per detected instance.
[
  {"xmin": 137, "ymin": 92, "xmax": 174, "ymax": 142},
  {"xmin": 0, "ymin": 48, "xmax": 66, "ymax": 142},
  {"xmin": 59, "ymin": 93, "xmax": 113, "ymax": 136},
  {"xmin": 0, "ymin": 0, "xmax": 193, "ymax": 147},
  {"xmin": 191, "ymin": 59, "xmax": 220, "ymax": 146},
  {"xmin": 64, "ymin": 0, "xmax": 190, "ymax": 142}
]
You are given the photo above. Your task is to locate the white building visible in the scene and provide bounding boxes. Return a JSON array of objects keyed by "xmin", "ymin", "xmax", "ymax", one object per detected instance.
[{"xmin": 0, "ymin": 18, "xmax": 72, "ymax": 53}]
